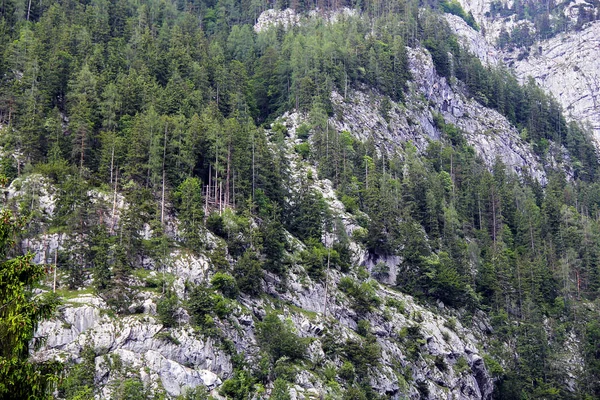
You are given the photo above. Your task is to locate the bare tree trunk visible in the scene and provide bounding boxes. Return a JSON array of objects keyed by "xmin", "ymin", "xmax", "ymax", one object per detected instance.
[
  {"xmin": 109, "ymin": 139, "xmax": 115, "ymax": 186},
  {"xmin": 323, "ymin": 246, "xmax": 331, "ymax": 317},
  {"xmin": 53, "ymin": 247, "xmax": 57, "ymax": 293},
  {"xmin": 226, "ymin": 142, "xmax": 231, "ymax": 207},
  {"xmin": 79, "ymin": 129, "xmax": 85, "ymax": 174},
  {"xmin": 110, "ymin": 169, "xmax": 119, "ymax": 234},
  {"xmin": 206, "ymin": 164, "xmax": 211, "ymax": 219},
  {"xmin": 161, "ymin": 123, "xmax": 168, "ymax": 225}
]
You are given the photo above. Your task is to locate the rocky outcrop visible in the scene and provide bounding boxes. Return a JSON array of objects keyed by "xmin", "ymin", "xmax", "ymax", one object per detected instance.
[
  {"xmin": 505, "ymin": 21, "xmax": 600, "ymax": 144},
  {"xmin": 454, "ymin": 0, "xmax": 600, "ymax": 143},
  {"xmin": 35, "ymin": 295, "xmax": 231, "ymax": 398},
  {"xmin": 445, "ymin": 14, "xmax": 499, "ymax": 66},
  {"xmin": 328, "ymin": 46, "xmax": 547, "ymax": 182}
]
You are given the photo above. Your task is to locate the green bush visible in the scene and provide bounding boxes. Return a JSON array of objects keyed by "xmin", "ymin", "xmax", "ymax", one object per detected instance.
[
  {"xmin": 338, "ymin": 361, "xmax": 355, "ymax": 382},
  {"xmin": 296, "ymin": 124, "xmax": 310, "ymax": 141},
  {"xmin": 219, "ymin": 370, "xmax": 255, "ymax": 400},
  {"xmin": 206, "ymin": 213, "xmax": 226, "ymax": 237},
  {"xmin": 156, "ymin": 290, "xmax": 179, "ymax": 328},
  {"xmin": 234, "ymin": 250, "xmax": 263, "ymax": 296},
  {"xmin": 271, "ymin": 378, "xmax": 291, "ymax": 400},
  {"xmin": 338, "ymin": 277, "xmax": 381, "ymax": 315},
  {"xmin": 342, "ymin": 387, "xmax": 367, "ymax": 400},
  {"xmin": 454, "ymin": 356, "xmax": 470, "ymax": 375},
  {"xmin": 187, "ymin": 285, "xmax": 231, "ymax": 327},
  {"xmin": 294, "ymin": 142, "xmax": 310, "ymax": 159},
  {"xmin": 343, "ymin": 338, "xmax": 381, "ymax": 377},
  {"xmin": 256, "ymin": 313, "xmax": 307, "ymax": 362},
  {"xmin": 211, "ymin": 272, "xmax": 239, "ymax": 299}
]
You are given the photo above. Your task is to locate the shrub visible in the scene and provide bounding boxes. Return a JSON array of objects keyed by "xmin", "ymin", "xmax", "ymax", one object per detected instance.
[
  {"xmin": 454, "ymin": 356, "xmax": 470, "ymax": 375},
  {"xmin": 294, "ymin": 142, "xmax": 310, "ymax": 159},
  {"xmin": 187, "ymin": 285, "xmax": 231, "ymax": 327},
  {"xmin": 183, "ymin": 386, "xmax": 210, "ymax": 400},
  {"xmin": 211, "ymin": 272, "xmax": 239, "ymax": 299},
  {"xmin": 219, "ymin": 370, "xmax": 255, "ymax": 400},
  {"xmin": 156, "ymin": 290, "xmax": 179, "ymax": 328},
  {"xmin": 444, "ymin": 317, "xmax": 458, "ymax": 332},
  {"xmin": 256, "ymin": 313, "xmax": 307, "ymax": 362},
  {"xmin": 234, "ymin": 250, "xmax": 263, "ymax": 296},
  {"xmin": 206, "ymin": 213, "xmax": 226, "ymax": 237},
  {"xmin": 271, "ymin": 378, "xmax": 291, "ymax": 400},
  {"xmin": 338, "ymin": 361, "xmax": 355, "ymax": 382},
  {"xmin": 342, "ymin": 387, "xmax": 367, "ymax": 400},
  {"xmin": 338, "ymin": 277, "xmax": 381, "ymax": 315},
  {"xmin": 343, "ymin": 338, "xmax": 381, "ymax": 377},
  {"xmin": 273, "ymin": 357, "xmax": 297, "ymax": 381},
  {"xmin": 357, "ymin": 320, "xmax": 371, "ymax": 337},
  {"xmin": 296, "ymin": 123, "xmax": 310, "ymax": 140}
]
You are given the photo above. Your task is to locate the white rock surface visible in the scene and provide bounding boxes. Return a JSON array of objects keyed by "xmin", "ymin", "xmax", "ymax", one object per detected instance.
[
  {"xmin": 505, "ymin": 20, "xmax": 600, "ymax": 144},
  {"xmin": 36, "ymin": 295, "xmax": 232, "ymax": 398},
  {"xmin": 445, "ymin": 14, "xmax": 499, "ymax": 66}
]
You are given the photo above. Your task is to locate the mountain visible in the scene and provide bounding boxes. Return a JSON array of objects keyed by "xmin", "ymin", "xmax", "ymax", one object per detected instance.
[
  {"xmin": 455, "ymin": 0, "xmax": 600, "ymax": 143},
  {"xmin": 1, "ymin": 1, "xmax": 600, "ymax": 399}
]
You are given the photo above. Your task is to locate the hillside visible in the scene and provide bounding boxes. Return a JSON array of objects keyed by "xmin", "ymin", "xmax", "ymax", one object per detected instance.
[{"xmin": 1, "ymin": 1, "xmax": 600, "ymax": 400}]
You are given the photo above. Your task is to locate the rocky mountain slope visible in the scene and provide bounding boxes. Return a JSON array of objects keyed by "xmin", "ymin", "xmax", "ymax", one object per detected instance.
[
  {"xmin": 4, "ymin": 2, "xmax": 597, "ymax": 399},
  {"xmin": 456, "ymin": 0, "xmax": 600, "ymax": 143}
]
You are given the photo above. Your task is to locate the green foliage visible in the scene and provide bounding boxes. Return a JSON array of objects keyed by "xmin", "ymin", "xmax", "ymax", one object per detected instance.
[
  {"xmin": 343, "ymin": 338, "xmax": 381, "ymax": 379},
  {"xmin": 112, "ymin": 376, "xmax": 148, "ymax": 400},
  {"xmin": 211, "ymin": 272, "xmax": 239, "ymax": 299},
  {"xmin": 175, "ymin": 177, "xmax": 204, "ymax": 250},
  {"xmin": 453, "ymin": 357, "xmax": 470, "ymax": 375},
  {"xmin": 187, "ymin": 285, "xmax": 231, "ymax": 329},
  {"xmin": 294, "ymin": 142, "xmax": 310, "ymax": 159},
  {"xmin": 156, "ymin": 290, "xmax": 179, "ymax": 328},
  {"xmin": 59, "ymin": 345, "xmax": 96, "ymax": 399},
  {"xmin": 181, "ymin": 386, "xmax": 211, "ymax": 400},
  {"xmin": 0, "ymin": 210, "xmax": 62, "ymax": 399},
  {"xmin": 219, "ymin": 370, "xmax": 254, "ymax": 400},
  {"xmin": 338, "ymin": 277, "xmax": 381, "ymax": 315},
  {"xmin": 233, "ymin": 250, "xmax": 263, "ymax": 296},
  {"xmin": 256, "ymin": 313, "xmax": 307, "ymax": 363},
  {"xmin": 338, "ymin": 361, "xmax": 356, "ymax": 382},
  {"xmin": 271, "ymin": 378, "xmax": 291, "ymax": 400},
  {"xmin": 584, "ymin": 319, "xmax": 600, "ymax": 396}
]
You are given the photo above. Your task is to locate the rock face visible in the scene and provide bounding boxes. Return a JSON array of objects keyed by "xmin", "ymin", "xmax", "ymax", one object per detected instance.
[
  {"xmin": 445, "ymin": 14, "xmax": 499, "ymax": 66},
  {"xmin": 36, "ymin": 296, "xmax": 231, "ymax": 398},
  {"xmin": 454, "ymin": 0, "xmax": 600, "ymax": 143},
  {"xmin": 329, "ymin": 46, "xmax": 547, "ymax": 182},
  {"xmin": 505, "ymin": 21, "xmax": 600, "ymax": 144}
]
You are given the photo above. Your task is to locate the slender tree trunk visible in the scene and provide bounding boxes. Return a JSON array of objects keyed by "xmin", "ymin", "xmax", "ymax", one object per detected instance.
[
  {"xmin": 110, "ymin": 169, "xmax": 119, "ymax": 234},
  {"xmin": 109, "ymin": 139, "xmax": 115, "ymax": 186},
  {"xmin": 161, "ymin": 123, "xmax": 168, "ymax": 225},
  {"xmin": 226, "ymin": 142, "xmax": 231, "ymax": 207},
  {"xmin": 53, "ymin": 247, "xmax": 57, "ymax": 293},
  {"xmin": 206, "ymin": 164, "xmax": 211, "ymax": 219},
  {"xmin": 79, "ymin": 129, "xmax": 86, "ymax": 174}
]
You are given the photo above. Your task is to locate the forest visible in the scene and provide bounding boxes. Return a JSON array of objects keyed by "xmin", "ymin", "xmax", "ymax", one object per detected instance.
[{"xmin": 1, "ymin": 0, "xmax": 600, "ymax": 399}]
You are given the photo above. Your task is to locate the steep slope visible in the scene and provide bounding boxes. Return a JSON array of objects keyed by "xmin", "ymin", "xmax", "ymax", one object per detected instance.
[
  {"xmin": 504, "ymin": 21, "xmax": 600, "ymax": 144},
  {"xmin": 2, "ymin": 2, "xmax": 599, "ymax": 400},
  {"xmin": 455, "ymin": 0, "xmax": 600, "ymax": 142}
]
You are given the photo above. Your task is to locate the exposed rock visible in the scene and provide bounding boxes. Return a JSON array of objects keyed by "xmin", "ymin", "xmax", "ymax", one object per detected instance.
[
  {"xmin": 505, "ymin": 21, "xmax": 600, "ymax": 144},
  {"xmin": 327, "ymin": 46, "xmax": 547, "ymax": 183},
  {"xmin": 36, "ymin": 295, "xmax": 232, "ymax": 398},
  {"xmin": 445, "ymin": 14, "xmax": 499, "ymax": 66}
]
